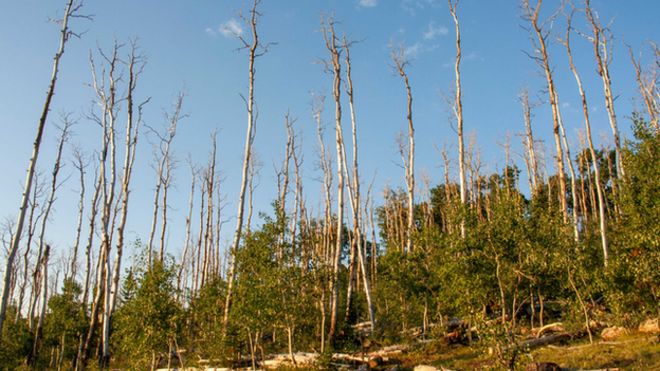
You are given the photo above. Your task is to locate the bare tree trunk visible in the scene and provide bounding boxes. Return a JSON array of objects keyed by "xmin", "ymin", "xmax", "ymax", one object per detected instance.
[
  {"xmin": 16, "ymin": 176, "xmax": 43, "ymax": 324},
  {"xmin": 29, "ymin": 245, "xmax": 50, "ymax": 365},
  {"xmin": 29, "ymin": 119, "xmax": 71, "ymax": 330},
  {"xmin": 524, "ymin": 0, "xmax": 568, "ymax": 221},
  {"xmin": 109, "ymin": 46, "xmax": 148, "ymax": 318},
  {"xmin": 146, "ymin": 93, "xmax": 183, "ymax": 264},
  {"xmin": 391, "ymin": 46, "xmax": 415, "ymax": 254},
  {"xmin": 203, "ymin": 135, "xmax": 216, "ymax": 283},
  {"xmin": 178, "ymin": 161, "xmax": 196, "ymax": 297},
  {"xmin": 585, "ymin": 0, "xmax": 624, "ymax": 178},
  {"xmin": 69, "ymin": 149, "xmax": 87, "ymax": 281},
  {"xmin": 0, "ymin": 0, "xmax": 80, "ymax": 340},
  {"xmin": 628, "ymin": 46, "xmax": 659, "ymax": 130},
  {"xmin": 521, "ymin": 89, "xmax": 539, "ymax": 194},
  {"xmin": 223, "ymin": 0, "xmax": 263, "ymax": 335},
  {"xmin": 322, "ymin": 17, "xmax": 346, "ymax": 346},
  {"xmin": 563, "ymin": 15, "xmax": 609, "ymax": 265},
  {"xmin": 558, "ymin": 113, "xmax": 580, "ymax": 242},
  {"xmin": 342, "ymin": 36, "xmax": 375, "ymax": 329},
  {"xmin": 449, "ymin": 0, "xmax": 467, "ymax": 238},
  {"xmin": 81, "ymin": 166, "xmax": 101, "ymax": 315}
]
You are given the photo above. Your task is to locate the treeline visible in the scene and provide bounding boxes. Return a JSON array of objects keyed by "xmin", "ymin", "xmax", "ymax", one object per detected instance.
[{"xmin": 0, "ymin": 0, "xmax": 658, "ymax": 370}]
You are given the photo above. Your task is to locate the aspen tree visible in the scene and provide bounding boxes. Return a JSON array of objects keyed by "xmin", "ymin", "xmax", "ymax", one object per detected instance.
[
  {"xmin": 562, "ymin": 10, "xmax": 609, "ymax": 265},
  {"xmin": 585, "ymin": 0, "xmax": 624, "ymax": 178},
  {"xmin": 557, "ymin": 112, "xmax": 580, "ymax": 241},
  {"xmin": 202, "ymin": 134, "xmax": 217, "ymax": 285},
  {"xmin": 81, "ymin": 42, "xmax": 121, "ymax": 368},
  {"xmin": 391, "ymin": 46, "xmax": 415, "ymax": 254},
  {"xmin": 341, "ymin": 36, "xmax": 375, "ymax": 330},
  {"xmin": 628, "ymin": 46, "xmax": 658, "ymax": 131},
  {"xmin": 523, "ymin": 0, "xmax": 569, "ymax": 221},
  {"xmin": 15, "ymin": 176, "xmax": 44, "ymax": 323},
  {"xmin": 448, "ymin": 0, "xmax": 467, "ymax": 238},
  {"xmin": 147, "ymin": 92, "xmax": 183, "ymax": 263},
  {"xmin": 28, "ymin": 119, "xmax": 71, "ymax": 330},
  {"xmin": 178, "ymin": 161, "xmax": 197, "ymax": 297},
  {"xmin": 69, "ymin": 148, "xmax": 87, "ymax": 281},
  {"xmin": 321, "ymin": 16, "xmax": 346, "ymax": 345},
  {"xmin": 520, "ymin": 89, "xmax": 539, "ymax": 193},
  {"xmin": 0, "ymin": 0, "xmax": 86, "ymax": 339},
  {"xmin": 223, "ymin": 0, "xmax": 265, "ymax": 334},
  {"xmin": 109, "ymin": 44, "xmax": 148, "ymax": 317}
]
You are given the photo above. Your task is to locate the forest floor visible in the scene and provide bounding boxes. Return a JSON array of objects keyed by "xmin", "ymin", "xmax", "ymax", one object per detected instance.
[{"xmin": 394, "ymin": 331, "xmax": 660, "ymax": 370}]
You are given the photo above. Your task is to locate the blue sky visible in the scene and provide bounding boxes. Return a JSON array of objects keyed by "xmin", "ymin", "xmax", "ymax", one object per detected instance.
[{"xmin": 0, "ymin": 0, "xmax": 658, "ymax": 267}]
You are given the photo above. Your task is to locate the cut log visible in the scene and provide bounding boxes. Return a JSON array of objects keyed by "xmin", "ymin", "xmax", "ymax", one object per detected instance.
[
  {"xmin": 532, "ymin": 322, "xmax": 564, "ymax": 338},
  {"xmin": 638, "ymin": 318, "xmax": 659, "ymax": 334},
  {"xmin": 600, "ymin": 326, "xmax": 627, "ymax": 341}
]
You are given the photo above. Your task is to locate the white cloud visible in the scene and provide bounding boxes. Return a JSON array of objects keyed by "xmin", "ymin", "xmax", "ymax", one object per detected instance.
[
  {"xmin": 219, "ymin": 18, "xmax": 243, "ymax": 38},
  {"xmin": 404, "ymin": 42, "xmax": 422, "ymax": 58},
  {"xmin": 423, "ymin": 22, "xmax": 448, "ymax": 40},
  {"xmin": 205, "ymin": 27, "xmax": 217, "ymax": 36},
  {"xmin": 359, "ymin": 0, "xmax": 378, "ymax": 7}
]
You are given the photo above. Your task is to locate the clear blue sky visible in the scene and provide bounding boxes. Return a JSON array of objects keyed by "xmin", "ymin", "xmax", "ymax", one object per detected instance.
[{"xmin": 1, "ymin": 0, "xmax": 658, "ymax": 267}]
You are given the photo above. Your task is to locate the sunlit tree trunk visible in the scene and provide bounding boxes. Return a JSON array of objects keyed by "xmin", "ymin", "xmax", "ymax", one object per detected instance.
[
  {"xmin": 585, "ymin": 0, "xmax": 624, "ymax": 178},
  {"xmin": 520, "ymin": 89, "xmax": 539, "ymax": 194},
  {"xmin": 449, "ymin": 0, "xmax": 467, "ymax": 238},
  {"xmin": 0, "ymin": 0, "xmax": 81, "ymax": 340},
  {"xmin": 322, "ymin": 17, "xmax": 345, "ymax": 346},
  {"xmin": 391, "ymin": 46, "xmax": 415, "ymax": 254},
  {"xmin": 342, "ymin": 36, "xmax": 375, "ymax": 329},
  {"xmin": 223, "ymin": 0, "xmax": 263, "ymax": 334},
  {"xmin": 524, "ymin": 0, "xmax": 569, "ymax": 221},
  {"xmin": 563, "ymin": 13, "xmax": 609, "ymax": 265},
  {"xmin": 28, "ymin": 119, "xmax": 71, "ymax": 330},
  {"xmin": 109, "ymin": 46, "xmax": 148, "ymax": 317}
]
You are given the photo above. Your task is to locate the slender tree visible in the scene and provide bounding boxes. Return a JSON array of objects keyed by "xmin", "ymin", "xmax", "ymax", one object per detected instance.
[
  {"xmin": 321, "ymin": 16, "xmax": 346, "ymax": 345},
  {"xmin": 0, "ymin": 0, "xmax": 85, "ymax": 339},
  {"xmin": 523, "ymin": 0, "xmax": 569, "ymax": 221},
  {"xmin": 391, "ymin": 46, "xmax": 415, "ymax": 254},
  {"xmin": 562, "ymin": 9, "xmax": 609, "ymax": 265},
  {"xmin": 223, "ymin": 0, "xmax": 266, "ymax": 335},
  {"xmin": 585, "ymin": 0, "xmax": 624, "ymax": 178},
  {"xmin": 448, "ymin": 0, "xmax": 467, "ymax": 238}
]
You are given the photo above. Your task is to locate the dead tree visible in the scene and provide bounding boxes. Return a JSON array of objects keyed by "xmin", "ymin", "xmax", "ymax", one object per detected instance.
[
  {"xmin": 448, "ymin": 0, "xmax": 467, "ymax": 238},
  {"xmin": 108, "ymin": 44, "xmax": 148, "ymax": 319},
  {"xmin": 81, "ymin": 42, "xmax": 122, "ymax": 368},
  {"xmin": 341, "ymin": 36, "xmax": 375, "ymax": 330},
  {"xmin": 202, "ymin": 135, "xmax": 217, "ymax": 284},
  {"xmin": 322, "ymin": 17, "xmax": 346, "ymax": 345},
  {"xmin": 523, "ymin": 0, "xmax": 569, "ymax": 221},
  {"xmin": 68, "ymin": 147, "xmax": 87, "ymax": 281},
  {"xmin": 223, "ymin": 0, "xmax": 267, "ymax": 334},
  {"xmin": 391, "ymin": 46, "xmax": 415, "ymax": 254},
  {"xmin": 15, "ymin": 175, "xmax": 44, "ymax": 323},
  {"xmin": 585, "ymin": 0, "xmax": 624, "ymax": 178},
  {"xmin": 28, "ymin": 118, "xmax": 72, "ymax": 330},
  {"xmin": 558, "ymin": 113, "xmax": 580, "ymax": 242},
  {"xmin": 177, "ymin": 160, "xmax": 197, "ymax": 297},
  {"xmin": 628, "ymin": 46, "xmax": 658, "ymax": 131},
  {"xmin": 520, "ymin": 89, "xmax": 540, "ymax": 194},
  {"xmin": 0, "ymin": 0, "xmax": 87, "ymax": 339},
  {"xmin": 562, "ymin": 9, "xmax": 609, "ymax": 265},
  {"xmin": 147, "ymin": 92, "xmax": 184, "ymax": 264},
  {"xmin": 29, "ymin": 244, "xmax": 50, "ymax": 365}
]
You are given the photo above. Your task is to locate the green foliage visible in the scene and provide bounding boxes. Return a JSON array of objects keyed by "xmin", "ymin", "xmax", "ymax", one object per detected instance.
[
  {"xmin": 41, "ymin": 278, "xmax": 86, "ymax": 368},
  {"xmin": 0, "ymin": 306, "xmax": 32, "ymax": 369},
  {"xmin": 112, "ymin": 259, "xmax": 183, "ymax": 369},
  {"xmin": 607, "ymin": 115, "xmax": 660, "ymax": 320}
]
